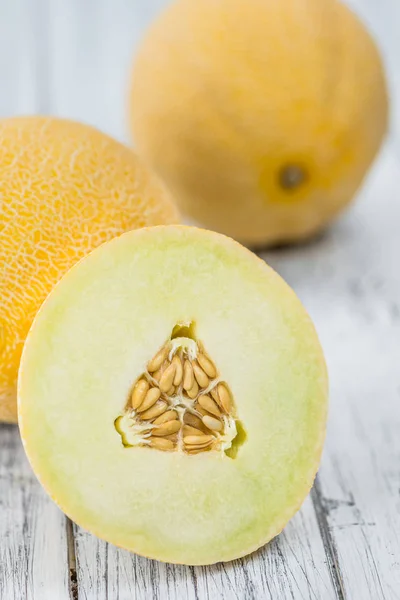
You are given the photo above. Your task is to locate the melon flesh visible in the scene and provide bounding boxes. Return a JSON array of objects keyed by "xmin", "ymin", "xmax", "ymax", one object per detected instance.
[{"xmin": 18, "ymin": 226, "xmax": 328, "ymax": 565}]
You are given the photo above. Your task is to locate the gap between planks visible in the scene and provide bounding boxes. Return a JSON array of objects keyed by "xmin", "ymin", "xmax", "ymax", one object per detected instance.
[
  {"xmin": 311, "ymin": 476, "xmax": 347, "ymax": 600},
  {"xmin": 65, "ymin": 480, "xmax": 344, "ymax": 600},
  {"xmin": 66, "ymin": 517, "xmax": 79, "ymax": 600}
]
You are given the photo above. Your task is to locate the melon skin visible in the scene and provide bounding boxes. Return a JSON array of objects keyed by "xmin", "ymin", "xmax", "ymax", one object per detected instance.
[
  {"xmin": 0, "ymin": 116, "xmax": 179, "ymax": 423},
  {"xmin": 130, "ymin": 0, "xmax": 388, "ymax": 246},
  {"xmin": 19, "ymin": 225, "xmax": 328, "ymax": 565}
]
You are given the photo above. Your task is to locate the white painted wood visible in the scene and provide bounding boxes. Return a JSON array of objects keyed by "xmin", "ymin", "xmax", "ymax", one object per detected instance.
[
  {"xmin": 0, "ymin": 0, "xmax": 45, "ymax": 115},
  {"xmin": 0, "ymin": 0, "xmax": 399, "ymax": 598},
  {"xmin": 0, "ymin": 425, "xmax": 70, "ymax": 600},
  {"xmin": 261, "ymin": 142, "xmax": 400, "ymax": 600},
  {"xmin": 46, "ymin": 0, "xmax": 168, "ymax": 142},
  {"xmin": 346, "ymin": 0, "xmax": 400, "ymax": 144},
  {"xmin": 73, "ymin": 494, "xmax": 337, "ymax": 600}
]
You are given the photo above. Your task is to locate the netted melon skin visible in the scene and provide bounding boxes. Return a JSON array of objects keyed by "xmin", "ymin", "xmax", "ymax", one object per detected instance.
[{"xmin": 0, "ymin": 116, "xmax": 179, "ymax": 422}]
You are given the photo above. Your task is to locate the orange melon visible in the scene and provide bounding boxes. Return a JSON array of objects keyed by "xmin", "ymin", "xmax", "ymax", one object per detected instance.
[
  {"xmin": 130, "ymin": 0, "xmax": 388, "ymax": 246},
  {"xmin": 0, "ymin": 116, "xmax": 179, "ymax": 422}
]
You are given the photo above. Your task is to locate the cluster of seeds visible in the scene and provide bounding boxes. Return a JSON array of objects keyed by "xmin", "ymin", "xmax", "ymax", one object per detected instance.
[{"xmin": 115, "ymin": 335, "xmax": 237, "ymax": 455}]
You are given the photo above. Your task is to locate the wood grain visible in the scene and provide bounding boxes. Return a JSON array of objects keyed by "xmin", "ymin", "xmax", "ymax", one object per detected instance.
[
  {"xmin": 46, "ymin": 0, "xmax": 168, "ymax": 142},
  {"xmin": 0, "ymin": 0, "xmax": 399, "ymax": 598},
  {"xmin": 261, "ymin": 144, "xmax": 400, "ymax": 600},
  {"xmin": 0, "ymin": 425, "xmax": 70, "ymax": 600},
  {"xmin": 73, "ymin": 495, "xmax": 337, "ymax": 600}
]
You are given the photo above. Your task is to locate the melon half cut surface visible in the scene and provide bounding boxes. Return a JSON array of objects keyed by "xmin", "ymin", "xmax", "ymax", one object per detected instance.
[{"xmin": 18, "ymin": 225, "xmax": 328, "ymax": 565}]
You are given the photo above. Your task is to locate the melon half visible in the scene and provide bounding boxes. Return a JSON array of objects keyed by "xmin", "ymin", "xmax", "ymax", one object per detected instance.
[{"xmin": 19, "ymin": 226, "xmax": 328, "ymax": 565}]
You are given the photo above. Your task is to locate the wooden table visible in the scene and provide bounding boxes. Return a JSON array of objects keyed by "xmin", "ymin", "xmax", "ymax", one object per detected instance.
[{"xmin": 0, "ymin": 1, "xmax": 399, "ymax": 598}]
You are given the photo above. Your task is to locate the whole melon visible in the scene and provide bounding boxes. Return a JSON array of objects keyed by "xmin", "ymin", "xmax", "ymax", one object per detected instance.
[
  {"xmin": 0, "ymin": 116, "xmax": 179, "ymax": 423},
  {"xmin": 130, "ymin": 0, "xmax": 388, "ymax": 246}
]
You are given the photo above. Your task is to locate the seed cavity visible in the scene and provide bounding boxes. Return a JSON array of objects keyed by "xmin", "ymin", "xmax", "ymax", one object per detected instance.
[{"xmin": 115, "ymin": 324, "xmax": 239, "ymax": 456}]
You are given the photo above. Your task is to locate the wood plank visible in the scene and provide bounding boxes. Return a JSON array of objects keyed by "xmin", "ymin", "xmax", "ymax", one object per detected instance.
[
  {"xmin": 262, "ymin": 144, "xmax": 400, "ymax": 600},
  {"xmin": 73, "ymin": 493, "xmax": 337, "ymax": 600},
  {"xmin": 0, "ymin": 425, "xmax": 71, "ymax": 600},
  {"xmin": 46, "ymin": 0, "xmax": 168, "ymax": 142},
  {"xmin": 346, "ymin": 0, "xmax": 400, "ymax": 142},
  {"xmin": 0, "ymin": 0, "xmax": 398, "ymax": 597},
  {"xmin": 0, "ymin": 0, "xmax": 40, "ymax": 115}
]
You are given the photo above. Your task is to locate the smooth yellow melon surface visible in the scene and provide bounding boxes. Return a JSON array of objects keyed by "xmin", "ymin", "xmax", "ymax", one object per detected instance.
[
  {"xmin": 19, "ymin": 226, "xmax": 328, "ymax": 565},
  {"xmin": 0, "ymin": 117, "xmax": 179, "ymax": 423},
  {"xmin": 130, "ymin": 0, "xmax": 388, "ymax": 246}
]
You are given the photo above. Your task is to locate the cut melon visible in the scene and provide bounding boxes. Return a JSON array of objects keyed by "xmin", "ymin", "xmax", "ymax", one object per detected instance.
[
  {"xmin": 0, "ymin": 116, "xmax": 179, "ymax": 422},
  {"xmin": 18, "ymin": 226, "xmax": 328, "ymax": 565}
]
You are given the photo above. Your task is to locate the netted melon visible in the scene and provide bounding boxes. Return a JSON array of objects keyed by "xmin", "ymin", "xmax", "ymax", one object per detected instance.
[{"xmin": 0, "ymin": 116, "xmax": 179, "ymax": 422}]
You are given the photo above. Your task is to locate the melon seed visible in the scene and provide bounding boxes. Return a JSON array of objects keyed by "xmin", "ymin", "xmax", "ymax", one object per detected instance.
[
  {"xmin": 183, "ymin": 425, "xmax": 205, "ymax": 436},
  {"xmin": 198, "ymin": 394, "xmax": 221, "ymax": 417},
  {"xmin": 149, "ymin": 437, "xmax": 174, "ymax": 450},
  {"xmin": 202, "ymin": 415, "xmax": 223, "ymax": 432},
  {"xmin": 131, "ymin": 378, "xmax": 150, "ymax": 410},
  {"xmin": 137, "ymin": 387, "xmax": 161, "ymax": 413},
  {"xmin": 217, "ymin": 383, "xmax": 232, "ymax": 413},
  {"xmin": 159, "ymin": 362, "xmax": 176, "ymax": 392},
  {"xmin": 147, "ymin": 344, "xmax": 169, "ymax": 372},
  {"xmin": 192, "ymin": 361, "xmax": 209, "ymax": 388},
  {"xmin": 152, "ymin": 420, "xmax": 181, "ymax": 437},
  {"xmin": 184, "ymin": 412, "xmax": 206, "ymax": 431},
  {"xmin": 187, "ymin": 379, "xmax": 199, "ymax": 399},
  {"xmin": 183, "ymin": 434, "xmax": 214, "ymax": 445},
  {"xmin": 172, "ymin": 355, "xmax": 183, "ymax": 386},
  {"xmin": 186, "ymin": 440, "xmax": 214, "ymax": 451},
  {"xmin": 153, "ymin": 410, "xmax": 178, "ymax": 425},
  {"xmin": 183, "ymin": 360, "xmax": 194, "ymax": 391},
  {"xmin": 139, "ymin": 400, "xmax": 168, "ymax": 421},
  {"xmin": 197, "ymin": 352, "xmax": 217, "ymax": 378}
]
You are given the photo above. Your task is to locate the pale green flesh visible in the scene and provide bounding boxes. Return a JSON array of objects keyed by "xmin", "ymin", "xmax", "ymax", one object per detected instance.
[{"xmin": 18, "ymin": 226, "xmax": 327, "ymax": 565}]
